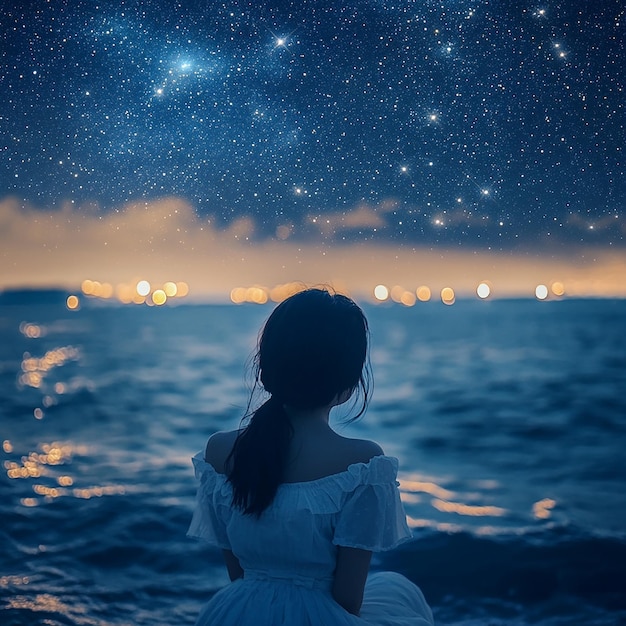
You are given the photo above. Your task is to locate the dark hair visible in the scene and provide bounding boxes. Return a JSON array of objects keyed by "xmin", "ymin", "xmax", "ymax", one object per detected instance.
[{"xmin": 226, "ymin": 288, "xmax": 371, "ymax": 516}]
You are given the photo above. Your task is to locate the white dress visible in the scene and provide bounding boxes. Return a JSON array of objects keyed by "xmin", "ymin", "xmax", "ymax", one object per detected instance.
[{"xmin": 188, "ymin": 453, "xmax": 434, "ymax": 626}]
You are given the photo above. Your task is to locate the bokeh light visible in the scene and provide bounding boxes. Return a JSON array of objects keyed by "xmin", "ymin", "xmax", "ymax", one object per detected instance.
[
  {"xmin": 136, "ymin": 280, "xmax": 151, "ymax": 297},
  {"xmin": 175, "ymin": 282, "xmax": 189, "ymax": 297},
  {"xmin": 476, "ymin": 282, "xmax": 491, "ymax": 299},
  {"xmin": 115, "ymin": 283, "xmax": 135, "ymax": 304},
  {"xmin": 163, "ymin": 281, "xmax": 178, "ymax": 297},
  {"xmin": 151, "ymin": 289, "xmax": 167, "ymax": 306},
  {"xmin": 66, "ymin": 295, "xmax": 80, "ymax": 310},
  {"xmin": 374, "ymin": 285, "xmax": 389, "ymax": 301},
  {"xmin": 390, "ymin": 285, "xmax": 405, "ymax": 303},
  {"xmin": 441, "ymin": 287, "xmax": 456, "ymax": 305},
  {"xmin": 400, "ymin": 291, "xmax": 416, "ymax": 307},
  {"xmin": 416, "ymin": 286, "xmax": 431, "ymax": 302},
  {"xmin": 230, "ymin": 287, "xmax": 247, "ymax": 304}
]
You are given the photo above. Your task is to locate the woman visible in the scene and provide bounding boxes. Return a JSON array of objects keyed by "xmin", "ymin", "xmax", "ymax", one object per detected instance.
[{"xmin": 188, "ymin": 288, "xmax": 433, "ymax": 625}]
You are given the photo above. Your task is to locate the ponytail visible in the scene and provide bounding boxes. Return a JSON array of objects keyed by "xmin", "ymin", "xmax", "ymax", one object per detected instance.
[{"xmin": 226, "ymin": 395, "xmax": 293, "ymax": 517}]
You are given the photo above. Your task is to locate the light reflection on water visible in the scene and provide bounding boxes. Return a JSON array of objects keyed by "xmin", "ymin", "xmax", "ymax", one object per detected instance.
[
  {"xmin": 18, "ymin": 346, "xmax": 80, "ymax": 389},
  {"xmin": 397, "ymin": 472, "xmax": 514, "ymax": 535},
  {"xmin": 3, "ymin": 303, "xmax": 624, "ymax": 534},
  {"xmin": 5, "ymin": 593, "xmax": 108, "ymax": 626},
  {"xmin": 3, "ymin": 439, "xmax": 130, "ymax": 508}
]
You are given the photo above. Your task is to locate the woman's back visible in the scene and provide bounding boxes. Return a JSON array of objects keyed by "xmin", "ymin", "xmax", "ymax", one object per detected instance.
[
  {"xmin": 205, "ymin": 420, "xmax": 383, "ymax": 484},
  {"xmin": 187, "ymin": 289, "xmax": 434, "ymax": 624},
  {"xmin": 189, "ymin": 450, "xmax": 435, "ymax": 625}
]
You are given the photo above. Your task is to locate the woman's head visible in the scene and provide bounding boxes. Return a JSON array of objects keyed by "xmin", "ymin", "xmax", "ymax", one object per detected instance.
[
  {"xmin": 228, "ymin": 288, "xmax": 371, "ymax": 515},
  {"xmin": 256, "ymin": 288, "xmax": 370, "ymax": 413}
]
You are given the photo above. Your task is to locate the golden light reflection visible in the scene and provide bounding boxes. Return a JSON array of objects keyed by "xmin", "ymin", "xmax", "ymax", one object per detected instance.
[
  {"xmin": 230, "ymin": 287, "xmax": 247, "ymax": 304},
  {"xmin": 3, "ymin": 439, "xmax": 13, "ymax": 453},
  {"xmin": 233, "ymin": 282, "xmax": 308, "ymax": 304},
  {"xmin": 431, "ymin": 498, "xmax": 507, "ymax": 517},
  {"xmin": 441, "ymin": 286, "xmax": 456, "ymax": 305},
  {"xmin": 400, "ymin": 290, "xmax": 416, "ymax": 307},
  {"xmin": 270, "ymin": 282, "xmax": 305, "ymax": 302},
  {"xmin": 68, "ymin": 275, "xmax": 598, "ymax": 305},
  {"xmin": 81, "ymin": 277, "xmax": 190, "ymax": 304},
  {"xmin": 229, "ymin": 281, "xmax": 569, "ymax": 305},
  {"xmin": 72, "ymin": 484, "xmax": 126, "ymax": 499},
  {"xmin": 6, "ymin": 463, "xmax": 42, "ymax": 479},
  {"xmin": 5, "ymin": 442, "xmax": 128, "ymax": 508},
  {"xmin": 83, "ymin": 281, "xmax": 111, "ymax": 298},
  {"xmin": 399, "ymin": 492, "xmax": 422, "ymax": 504},
  {"xmin": 551, "ymin": 281, "xmax": 565, "ymax": 296},
  {"xmin": 101, "ymin": 282, "xmax": 114, "ymax": 298},
  {"xmin": 5, "ymin": 593, "xmax": 92, "ymax": 621},
  {"xmin": 151, "ymin": 289, "xmax": 167, "ymax": 305},
  {"xmin": 33, "ymin": 484, "xmax": 65, "ymax": 497},
  {"xmin": 398, "ymin": 478, "xmax": 456, "ymax": 500},
  {"xmin": 5, "ymin": 442, "xmax": 87, "ymax": 481},
  {"xmin": 400, "ymin": 474, "xmax": 508, "ymax": 523},
  {"xmin": 19, "ymin": 322, "xmax": 45, "ymax": 338},
  {"xmin": 66, "ymin": 294, "xmax": 80, "ymax": 310},
  {"xmin": 390, "ymin": 285, "xmax": 406, "ymax": 303},
  {"xmin": 19, "ymin": 346, "xmax": 79, "ymax": 389},
  {"xmin": 163, "ymin": 281, "xmax": 178, "ymax": 296},
  {"xmin": 246, "ymin": 286, "xmax": 268, "ymax": 304},
  {"xmin": 27, "ymin": 483, "xmax": 127, "ymax": 500},
  {"xmin": 405, "ymin": 517, "xmax": 465, "ymax": 533},
  {"xmin": 416, "ymin": 286, "xmax": 431, "ymax": 302},
  {"xmin": 533, "ymin": 497, "xmax": 556, "ymax": 519},
  {"xmin": 67, "ymin": 275, "xmax": 602, "ymax": 305}
]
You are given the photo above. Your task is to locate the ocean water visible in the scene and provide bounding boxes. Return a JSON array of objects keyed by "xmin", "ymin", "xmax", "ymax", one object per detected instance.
[{"xmin": 1, "ymin": 297, "xmax": 625, "ymax": 625}]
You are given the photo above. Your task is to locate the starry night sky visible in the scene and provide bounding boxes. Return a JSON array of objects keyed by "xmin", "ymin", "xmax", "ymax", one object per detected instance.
[{"xmin": 1, "ymin": 0, "xmax": 624, "ymax": 250}]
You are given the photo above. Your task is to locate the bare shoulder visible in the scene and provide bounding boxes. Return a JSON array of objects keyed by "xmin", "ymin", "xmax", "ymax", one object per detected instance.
[
  {"xmin": 336, "ymin": 435, "xmax": 384, "ymax": 466},
  {"xmin": 204, "ymin": 429, "xmax": 240, "ymax": 473}
]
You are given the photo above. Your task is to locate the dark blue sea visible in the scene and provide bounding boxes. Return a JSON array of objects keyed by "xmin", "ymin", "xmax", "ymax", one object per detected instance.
[{"xmin": 1, "ymin": 297, "xmax": 626, "ymax": 625}]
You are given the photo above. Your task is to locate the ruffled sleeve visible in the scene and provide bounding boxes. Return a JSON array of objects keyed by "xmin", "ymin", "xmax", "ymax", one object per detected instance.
[
  {"xmin": 187, "ymin": 453, "xmax": 232, "ymax": 549},
  {"xmin": 332, "ymin": 455, "xmax": 412, "ymax": 552}
]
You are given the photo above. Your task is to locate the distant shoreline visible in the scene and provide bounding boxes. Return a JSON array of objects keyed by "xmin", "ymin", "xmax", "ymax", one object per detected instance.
[{"xmin": 1, "ymin": 286, "xmax": 625, "ymax": 308}]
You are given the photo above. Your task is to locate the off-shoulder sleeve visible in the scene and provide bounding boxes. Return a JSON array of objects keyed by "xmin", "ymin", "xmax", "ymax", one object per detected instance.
[
  {"xmin": 186, "ymin": 453, "xmax": 232, "ymax": 549},
  {"xmin": 333, "ymin": 456, "xmax": 412, "ymax": 552}
]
